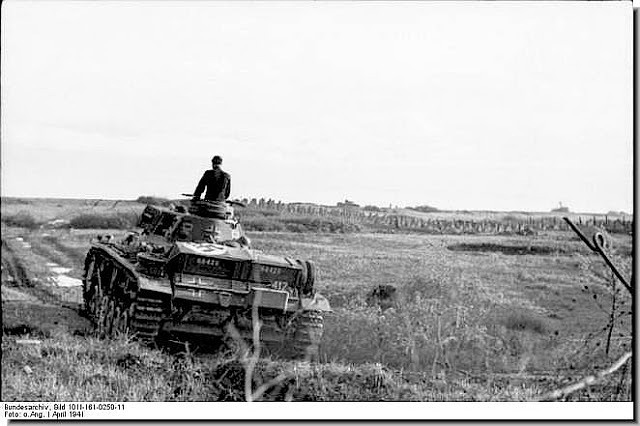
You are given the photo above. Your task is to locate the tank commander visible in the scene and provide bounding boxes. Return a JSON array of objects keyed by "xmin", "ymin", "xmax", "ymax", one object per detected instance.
[{"xmin": 193, "ymin": 155, "xmax": 231, "ymax": 202}]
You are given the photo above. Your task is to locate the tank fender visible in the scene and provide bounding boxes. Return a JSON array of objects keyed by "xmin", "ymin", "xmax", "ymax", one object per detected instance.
[
  {"xmin": 300, "ymin": 293, "xmax": 331, "ymax": 312},
  {"xmin": 137, "ymin": 276, "xmax": 172, "ymax": 296}
]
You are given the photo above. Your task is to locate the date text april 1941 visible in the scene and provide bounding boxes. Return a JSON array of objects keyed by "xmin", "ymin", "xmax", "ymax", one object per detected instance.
[{"xmin": 4, "ymin": 403, "xmax": 125, "ymax": 419}]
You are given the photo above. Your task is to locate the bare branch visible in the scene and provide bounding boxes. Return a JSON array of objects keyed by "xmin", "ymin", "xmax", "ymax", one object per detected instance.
[
  {"xmin": 244, "ymin": 302, "xmax": 262, "ymax": 402},
  {"xmin": 252, "ymin": 372, "xmax": 290, "ymax": 401},
  {"xmin": 536, "ymin": 351, "xmax": 632, "ymax": 401}
]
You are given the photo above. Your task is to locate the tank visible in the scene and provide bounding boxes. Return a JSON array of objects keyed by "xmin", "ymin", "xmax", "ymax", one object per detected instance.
[{"xmin": 81, "ymin": 198, "xmax": 331, "ymax": 358}]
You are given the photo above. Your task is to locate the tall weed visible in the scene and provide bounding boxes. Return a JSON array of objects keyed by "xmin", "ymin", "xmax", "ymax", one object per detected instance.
[{"xmin": 321, "ymin": 276, "xmax": 564, "ymax": 377}]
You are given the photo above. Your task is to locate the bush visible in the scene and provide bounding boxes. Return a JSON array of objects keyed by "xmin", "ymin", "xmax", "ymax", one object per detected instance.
[
  {"xmin": 136, "ymin": 195, "xmax": 171, "ymax": 206},
  {"xmin": 241, "ymin": 215, "xmax": 360, "ymax": 233},
  {"xmin": 241, "ymin": 217, "xmax": 286, "ymax": 232},
  {"xmin": 282, "ymin": 216, "xmax": 360, "ymax": 233},
  {"xmin": 407, "ymin": 205, "xmax": 439, "ymax": 213},
  {"xmin": 320, "ymin": 276, "xmax": 569, "ymax": 376},
  {"xmin": 239, "ymin": 208, "xmax": 281, "ymax": 218},
  {"xmin": 69, "ymin": 212, "xmax": 138, "ymax": 229},
  {"xmin": 321, "ymin": 276, "xmax": 501, "ymax": 373},
  {"xmin": 2, "ymin": 212, "xmax": 40, "ymax": 229}
]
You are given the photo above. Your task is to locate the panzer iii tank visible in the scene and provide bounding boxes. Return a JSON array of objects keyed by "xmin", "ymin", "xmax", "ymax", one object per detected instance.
[{"xmin": 82, "ymin": 198, "xmax": 330, "ymax": 357}]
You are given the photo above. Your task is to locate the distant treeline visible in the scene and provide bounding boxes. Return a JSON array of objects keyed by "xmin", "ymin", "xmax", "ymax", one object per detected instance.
[
  {"xmin": 233, "ymin": 200, "xmax": 633, "ymax": 235},
  {"xmin": 3, "ymin": 196, "xmax": 630, "ymax": 235}
]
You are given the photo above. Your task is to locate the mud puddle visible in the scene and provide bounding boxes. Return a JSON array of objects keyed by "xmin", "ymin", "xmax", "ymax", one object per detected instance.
[{"xmin": 45, "ymin": 262, "xmax": 82, "ymax": 288}]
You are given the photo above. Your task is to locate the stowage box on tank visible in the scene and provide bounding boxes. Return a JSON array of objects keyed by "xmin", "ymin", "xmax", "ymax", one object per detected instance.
[{"xmin": 82, "ymin": 199, "xmax": 330, "ymax": 357}]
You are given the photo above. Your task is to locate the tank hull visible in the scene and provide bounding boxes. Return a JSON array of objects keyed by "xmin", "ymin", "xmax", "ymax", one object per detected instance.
[{"xmin": 82, "ymin": 201, "xmax": 330, "ymax": 357}]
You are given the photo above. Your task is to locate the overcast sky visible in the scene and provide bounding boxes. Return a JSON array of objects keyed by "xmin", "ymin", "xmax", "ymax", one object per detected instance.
[{"xmin": 1, "ymin": 1, "xmax": 632, "ymax": 213}]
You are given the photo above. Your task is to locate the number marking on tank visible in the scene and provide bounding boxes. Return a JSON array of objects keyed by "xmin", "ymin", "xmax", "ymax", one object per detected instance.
[{"xmin": 196, "ymin": 257, "xmax": 223, "ymax": 267}]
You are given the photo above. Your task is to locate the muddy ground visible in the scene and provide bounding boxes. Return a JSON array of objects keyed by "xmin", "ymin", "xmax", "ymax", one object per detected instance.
[{"xmin": 2, "ymin": 231, "xmax": 92, "ymax": 339}]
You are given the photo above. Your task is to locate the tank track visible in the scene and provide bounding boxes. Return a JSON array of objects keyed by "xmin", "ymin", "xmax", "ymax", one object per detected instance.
[
  {"xmin": 83, "ymin": 248, "xmax": 168, "ymax": 343},
  {"xmin": 234, "ymin": 309, "xmax": 324, "ymax": 360},
  {"xmin": 291, "ymin": 310, "xmax": 324, "ymax": 359}
]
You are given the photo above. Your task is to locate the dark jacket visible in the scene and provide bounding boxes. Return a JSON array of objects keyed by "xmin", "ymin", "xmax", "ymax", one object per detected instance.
[{"xmin": 194, "ymin": 166, "xmax": 231, "ymax": 201}]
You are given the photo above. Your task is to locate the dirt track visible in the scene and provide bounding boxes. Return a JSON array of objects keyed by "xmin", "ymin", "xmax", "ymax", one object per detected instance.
[{"xmin": 1, "ymin": 235, "xmax": 92, "ymax": 337}]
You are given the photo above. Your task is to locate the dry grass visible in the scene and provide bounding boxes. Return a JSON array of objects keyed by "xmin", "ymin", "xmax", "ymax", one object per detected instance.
[
  {"xmin": 68, "ymin": 213, "xmax": 138, "ymax": 229},
  {"xmin": 1, "ymin": 212, "xmax": 41, "ymax": 229},
  {"xmin": 1, "ymin": 197, "xmax": 633, "ymax": 401},
  {"xmin": 1, "ymin": 198, "xmax": 144, "ymax": 223},
  {"xmin": 1, "ymin": 332, "xmax": 213, "ymax": 401},
  {"xmin": 250, "ymin": 231, "xmax": 632, "ymax": 400},
  {"xmin": 1, "ymin": 330, "xmax": 551, "ymax": 402}
]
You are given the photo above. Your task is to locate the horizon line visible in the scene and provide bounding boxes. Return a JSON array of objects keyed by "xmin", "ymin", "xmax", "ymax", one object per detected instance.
[{"xmin": 0, "ymin": 194, "xmax": 632, "ymax": 216}]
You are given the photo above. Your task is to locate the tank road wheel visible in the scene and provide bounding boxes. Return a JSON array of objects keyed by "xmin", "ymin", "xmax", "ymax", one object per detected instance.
[
  {"xmin": 83, "ymin": 251, "xmax": 167, "ymax": 344},
  {"xmin": 292, "ymin": 310, "xmax": 324, "ymax": 361}
]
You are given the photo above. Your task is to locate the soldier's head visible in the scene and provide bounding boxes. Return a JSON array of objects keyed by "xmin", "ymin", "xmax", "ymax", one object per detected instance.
[{"xmin": 211, "ymin": 155, "xmax": 223, "ymax": 167}]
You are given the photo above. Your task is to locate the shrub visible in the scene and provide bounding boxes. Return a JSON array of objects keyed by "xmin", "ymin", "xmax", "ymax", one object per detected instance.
[
  {"xmin": 501, "ymin": 214, "xmax": 521, "ymax": 222},
  {"xmin": 241, "ymin": 215, "xmax": 360, "ymax": 233},
  {"xmin": 241, "ymin": 217, "xmax": 286, "ymax": 232},
  {"xmin": 136, "ymin": 195, "xmax": 171, "ymax": 206},
  {"xmin": 321, "ymin": 276, "xmax": 501, "ymax": 374},
  {"xmin": 2, "ymin": 212, "xmax": 40, "ymax": 229},
  {"xmin": 239, "ymin": 208, "xmax": 281, "ymax": 218},
  {"xmin": 69, "ymin": 212, "xmax": 138, "ymax": 229},
  {"xmin": 407, "ymin": 205, "xmax": 439, "ymax": 213},
  {"xmin": 282, "ymin": 216, "xmax": 360, "ymax": 233}
]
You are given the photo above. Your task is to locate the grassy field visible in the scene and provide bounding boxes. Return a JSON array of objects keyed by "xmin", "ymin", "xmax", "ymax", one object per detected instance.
[{"xmin": 1, "ymin": 198, "xmax": 633, "ymax": 402}]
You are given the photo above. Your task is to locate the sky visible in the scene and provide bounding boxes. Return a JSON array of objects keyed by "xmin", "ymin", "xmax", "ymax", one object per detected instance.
[{"xmin": 1, "ymin": 1, "xmax": 633, "ymax": 213}]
